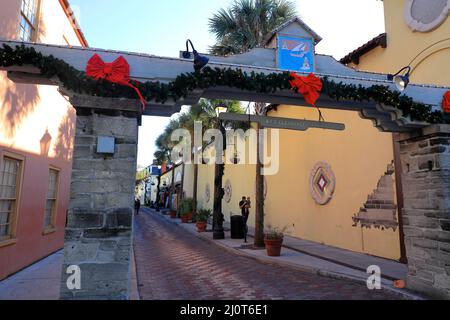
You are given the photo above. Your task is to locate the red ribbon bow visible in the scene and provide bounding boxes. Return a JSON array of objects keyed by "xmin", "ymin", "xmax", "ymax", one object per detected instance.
[
  {"xmin": 289, "ymin": 72, "xmax": 323, "ymax": 107},
  {"xmin": 443, "ymin": 91, "xmax": 450, "ymax": 114},
  {"xmin": 86, "ymin": 54, "xmax": 146, "ymax": 110}
]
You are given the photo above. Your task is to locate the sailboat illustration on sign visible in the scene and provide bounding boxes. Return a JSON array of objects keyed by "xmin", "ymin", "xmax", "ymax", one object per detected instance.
[
  {"xmin": 281, "ymin": 39, "xmax": 310, "ymax": 58},
  {"xmin": 279, "ymin": 36, "xmax": 314, "ymax": 73},
  {"xmin": 291, "ymin": 42, "xmax": 309, "ymax": 58}
]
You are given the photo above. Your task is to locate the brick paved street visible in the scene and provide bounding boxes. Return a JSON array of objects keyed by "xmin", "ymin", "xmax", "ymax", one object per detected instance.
[{"xmin": 133, "ymin": 208, "xmax": 406, "ymax": 300}]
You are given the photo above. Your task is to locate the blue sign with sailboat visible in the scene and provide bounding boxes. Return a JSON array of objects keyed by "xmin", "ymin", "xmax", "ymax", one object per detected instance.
[{"xmin": 278, "ymin": 35, "xmax": 315, "ymax": 73}]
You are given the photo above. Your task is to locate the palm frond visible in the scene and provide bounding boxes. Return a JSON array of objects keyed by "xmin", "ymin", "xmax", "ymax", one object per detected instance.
[
  {"xmin": 209, "ymin": 0, "xmax": 297, "ymax": 55},
  {"xmin": 208, "ymin": 8, "xmax": 238, "ymax": 40}
]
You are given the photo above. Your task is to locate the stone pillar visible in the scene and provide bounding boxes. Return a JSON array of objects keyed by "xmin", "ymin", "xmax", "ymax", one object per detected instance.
[
  {"xmin": 398, "ymin": 124, "xmax": 450, "ymax": 299},
  {"xmin": 60, "ymin": 106, "xmax": 139, "ymax": 300}
]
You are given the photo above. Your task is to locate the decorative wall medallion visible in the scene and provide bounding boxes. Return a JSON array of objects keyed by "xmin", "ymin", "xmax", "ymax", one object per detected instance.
[
  {"xmin": 309, "ymin": 162, "xmax": 336, "ymax": 205},
  {"xmin": 224, "ymin": 179, "xmax": 232, "ymax": 203},
  {"xmin": 404, "ymin": 0, "xmax": 450, "ymax": 32},
  {"xmin": 205, "ymin": 183, "xmax": 211, "ymax": 203}
]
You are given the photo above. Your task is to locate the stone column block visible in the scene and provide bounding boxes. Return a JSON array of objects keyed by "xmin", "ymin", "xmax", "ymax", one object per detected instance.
[
  {"xmin": 399, "ymin": 124, "xmax": 450, "ymax": 299},
  {"xmin": 60, "ymin": 108, "xmax": 139, "ymax": 300}
]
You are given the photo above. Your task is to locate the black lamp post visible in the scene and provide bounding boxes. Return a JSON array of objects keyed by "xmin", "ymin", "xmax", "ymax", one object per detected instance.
[
  {"xmin": 155, "ymin": 173, "xmax": 162, "ymax": 212},
  {"xmin": 212, "ymin": 104, "xmax": 229, "ymax": 240},
  {"xmin": 143, "ymin": 179, "xmax": 148, "ymax": 206}
]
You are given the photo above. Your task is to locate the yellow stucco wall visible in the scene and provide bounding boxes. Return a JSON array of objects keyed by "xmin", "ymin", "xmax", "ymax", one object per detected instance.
[
  {"xmin": 264, "ymin": 106, "xmax": 400, "ymax": 259},
  {"xmin": 182, "ymin": 164, "xmax": 195, "ymax": 199},
  {"xmin": 350, "ymin": 0, "xmax": 450, "ymax": 87},
  {"xmin": 222, "ymin": 163, "xmax": 256, "ymax": 227},
  {"xmin": 191, "ymin": 105, "xmax": 401, "ymax": 259},
  {"xmin": 174, "ymin": 164, "xmax": 183, "ymax": 185},
  {"xmin": 188, "ymin": 0, "xmax": 450, "ymax": 261},
  {"xmin": 196, "ymin": 163, "xmax": 215, "ymax": 212},
  {"xmin": 193, "ymin": 132, "xmax": 256, "ymax": 224}
]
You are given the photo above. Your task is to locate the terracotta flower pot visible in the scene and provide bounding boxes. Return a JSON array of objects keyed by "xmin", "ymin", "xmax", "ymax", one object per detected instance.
[
  {"xmin": 264, "ymin": 238, "xmax": 283, "ymax": 257},
  {"xmin": 170, "ymin": 211, "xmax": 177, "ymax": 219},
  {"xmin": 181, "ymin": 212, "xmax": 193, "ymax": 223},
  {"xmin": 196, "ymin": 221, "xmax": 207, "ymax": 232}
]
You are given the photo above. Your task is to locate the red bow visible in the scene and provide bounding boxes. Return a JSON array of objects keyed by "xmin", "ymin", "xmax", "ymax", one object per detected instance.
[
  {"xmin": 443, "ymin": 91, "xmax": 450, "ymax": 114},
  {"xmin": 86, "ymin": 54, "xmax": 146, "ymax": 110},
  {"xmin": 289, "ymin": 72, "xmax": 323, "ymax": 107}
]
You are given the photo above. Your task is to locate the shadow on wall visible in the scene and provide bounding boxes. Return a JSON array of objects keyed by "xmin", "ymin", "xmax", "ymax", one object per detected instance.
[
  {"xmin": 0, "ymin": 1, "xmax": 47, "ymax": 40},
  {"xmin": 53, "ymin": 107, "xmax": 76, "ymax": 161},
  {"xmin": 0, "ymin": 14, "xmax": 48, "ymax": 139},
  {"xmin": 0, "ymin": 16, "xmax": 19, "ymax": 40},
  {"xmin": 37, "ymin": 15, "xmax": 47, "ymax": 42},
  {"xmin": 40, "ymin": 127, "xmax": 52, "ymax": 157},
  {"xmin": 0, "ymin": 10, "xmax": 47, "ymax": 139},
  {"xmin": 0, "ymin": 81, "xmax": 41, "ymax": 139}
]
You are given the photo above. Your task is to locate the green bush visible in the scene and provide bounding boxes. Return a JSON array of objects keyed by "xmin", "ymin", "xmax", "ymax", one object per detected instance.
[
  {"xmin": 195, "ymin": 208, "xmax": 212, "ymax": 222},
  {"xmin": 180, "ymin": 198, "xmax": 194, "ymax": 216},
  {"xmin": 264, "ymin": 226, "xmax": 288, "ymax": 240}
]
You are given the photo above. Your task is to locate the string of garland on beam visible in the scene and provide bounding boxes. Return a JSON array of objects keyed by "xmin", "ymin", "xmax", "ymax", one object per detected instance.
[{"xmin": 0, "ymin": 44, "xmax": 447, "ymax": 124}]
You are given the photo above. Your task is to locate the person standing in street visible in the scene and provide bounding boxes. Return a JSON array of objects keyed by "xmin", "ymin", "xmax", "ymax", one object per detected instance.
[
  {"xmin": 239, "ymin": 196, "xmax": 250, "ymax": 242},
  {"xmin": 135, "ymin": 198, "xmax": 141, "ymax": 215}
]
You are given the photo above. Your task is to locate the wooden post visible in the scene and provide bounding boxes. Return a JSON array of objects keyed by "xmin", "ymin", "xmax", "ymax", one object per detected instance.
[{"xmin": 254, "ymin": 121, "xmax": 265, "ymax": 247}]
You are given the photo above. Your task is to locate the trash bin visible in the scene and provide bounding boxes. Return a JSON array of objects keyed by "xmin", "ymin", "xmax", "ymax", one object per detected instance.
[{"xmin": 231, "ymin": 215, "xmax": 245, "ymax": 239}]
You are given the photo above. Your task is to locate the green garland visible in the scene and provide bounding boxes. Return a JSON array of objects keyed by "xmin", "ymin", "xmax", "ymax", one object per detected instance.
[{"xmin": 1, "ymin": 44, "xmax": 447, "ymax": 124}]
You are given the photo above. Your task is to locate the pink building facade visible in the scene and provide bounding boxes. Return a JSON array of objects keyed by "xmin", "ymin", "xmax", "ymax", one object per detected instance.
[{"xmin": 0, "ymin": 0, "xmax": 86, "ymax": 280}]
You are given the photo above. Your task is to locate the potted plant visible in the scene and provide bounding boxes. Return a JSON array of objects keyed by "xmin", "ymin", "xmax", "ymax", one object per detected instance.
[
  {"xmin": 195, "ymin": 209, "xmax": 211, "ymax": 232},
  {"xmin": 170, "ymin": 209, "xmax": 177, "ymax": 219},
  {"xmin": 264, "ymin": 226, "xmax": 285, "ymax": 257},
  {"xmin": 180, "ymin": 198, "xmax": 194, "ymax": 223}
]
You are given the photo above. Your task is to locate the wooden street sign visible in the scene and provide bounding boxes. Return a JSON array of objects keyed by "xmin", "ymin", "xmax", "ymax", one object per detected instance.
[{"xmin": 219, "ymin": 113, "xmax": 345, "ymax": 131}]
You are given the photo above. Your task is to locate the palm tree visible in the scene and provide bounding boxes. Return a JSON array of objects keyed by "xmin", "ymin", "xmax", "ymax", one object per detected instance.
[
  {"xmin": 154, "ymin": 99, "xmax": 249, "ymax": 224},
  {"xmin": 154, "ymin": 119, "xmax": 183, "ymax": 211},
  {"xmin": 209, "ymin": 0, "xmax": 296, "ymax": 55},
  {"xmin": 209, "ymin": 0, "xmax": 297, "ymax": 246}
]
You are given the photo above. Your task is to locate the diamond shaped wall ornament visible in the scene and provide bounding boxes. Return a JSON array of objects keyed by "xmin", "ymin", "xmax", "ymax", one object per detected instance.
[
  {"xmin": 316, "ymin": 174, "xmax": 329, "ymax": 193},
  {"xmin": 310, "ymin": 162, "xmax": 336, "ymax": 205}
]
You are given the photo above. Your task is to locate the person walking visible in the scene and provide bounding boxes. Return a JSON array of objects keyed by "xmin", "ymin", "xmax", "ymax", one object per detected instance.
[{"xmin": 135, "ymin": 198, "xmax": 141, "ymax": 215}]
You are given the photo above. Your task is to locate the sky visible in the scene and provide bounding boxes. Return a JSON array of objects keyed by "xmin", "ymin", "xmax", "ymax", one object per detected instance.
[{"xmin": 70, "ymin": 0, "xmax": 386, "ymax": 169}]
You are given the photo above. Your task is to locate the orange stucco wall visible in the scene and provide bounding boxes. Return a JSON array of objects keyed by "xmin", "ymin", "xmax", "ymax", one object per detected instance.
[{"xmin": 0, "ymin": 0, "xmax": 83, "ymax": 280}]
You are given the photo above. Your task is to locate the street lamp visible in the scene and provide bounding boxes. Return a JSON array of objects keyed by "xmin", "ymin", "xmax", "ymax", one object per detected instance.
[
  {"xmin": 144, "ymin": 179, "xmax": 148, "ymax": 206},
  {"xmin": 215, "ymin": 104, "xmax": 229, "ymax": 117},
  {"xmin": 39, "ymin": 128, "xmax": 52, "ymax": 157},
  {"xmin": 212, "ymin": 103, "xmax": 229, "ymax": 240},
  {"xmin": 155, "ymin": 166, "xmax": 162, "ymax": 212}
]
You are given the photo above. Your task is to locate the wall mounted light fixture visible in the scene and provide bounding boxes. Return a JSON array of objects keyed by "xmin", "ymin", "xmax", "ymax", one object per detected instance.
[
  {"xmin": 387, "ymin": 38, "xmax": 450, "ymax": 91},
  {"xmin": 182, "ymin": 39, "xmax": 209, "ymax": 72},
  {"xmin": 387, "ymin": 66, "xmax": 411, "ymax": 91}
]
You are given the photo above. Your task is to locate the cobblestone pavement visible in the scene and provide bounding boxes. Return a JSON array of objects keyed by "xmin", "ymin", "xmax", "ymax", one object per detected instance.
[{"xmin": 133, "ymin": 208, "xmax": 406, "ymax": 300}]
